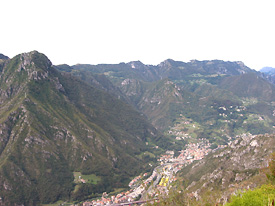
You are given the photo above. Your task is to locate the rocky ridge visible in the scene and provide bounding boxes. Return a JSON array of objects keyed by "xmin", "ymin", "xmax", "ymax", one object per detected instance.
[{"xmin": 180, "ymin": 133, "xmax": 275, "ymax": 204}]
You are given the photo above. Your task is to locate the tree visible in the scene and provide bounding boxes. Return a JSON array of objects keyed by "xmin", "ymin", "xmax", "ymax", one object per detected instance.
[
  {"xmin": 269, "ymin": 153, "xmax": 275, "ymax": 177},
  {"xmin": 267, "ymin": 152, "xmax": 275, "ymax": 183}
]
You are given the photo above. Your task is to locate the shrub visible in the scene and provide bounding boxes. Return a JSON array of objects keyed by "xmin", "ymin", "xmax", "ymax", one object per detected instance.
[{"xmin": 225, "ymin": 184, "xmax": 275, "ymax": 206}]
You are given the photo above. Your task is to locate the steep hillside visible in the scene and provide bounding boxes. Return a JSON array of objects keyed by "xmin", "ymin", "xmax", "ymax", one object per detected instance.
[
  {"xmin": 176, "ymin": 134, "xmax": 275, "ymax": 205},
  {"xmin": 0, "ymin": 54, "xmax": 9, "ymax": 72},
  {"xmin": 0, "ymin": 54, "xmax": 9, "ymax": 60},
  {"xmin": 118, "ymin": 69, "xmax": 275, "ymax": 142},
  {"xmin": 58, "ymin": 59, "xmax": 275, "ymax": 144},
  {"xmin": 219, "ymin": 73, "xmax": 275, "ymax": 102},
  {"xmin": 0, "ymin": 51, "xmax": 164, "ymax": 205},
  {"xmin": 125, "ymin": 79, "xmax": 187, "ymax": 130},
  {"xmin": 54, "ymin": 64, "xmax": 131, "ymax": 104}
]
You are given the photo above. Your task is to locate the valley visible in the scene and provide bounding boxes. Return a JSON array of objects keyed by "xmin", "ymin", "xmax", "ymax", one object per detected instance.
[
  {"xmin": 77, "ymin": 133, "xmax": 272, "ymax": 206},
  {"xmin": 0, "ymin": 51, "xmax": 275, "ymax": 206},
  {"xmin": 82, "ymin": 137, "xmax": 216, "ymax": 205}
]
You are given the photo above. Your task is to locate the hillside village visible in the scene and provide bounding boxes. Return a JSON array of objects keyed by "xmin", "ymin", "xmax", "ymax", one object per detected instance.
[
  {"xmin": 81, "ymin": 138, "xmax": 227, "ymax": 206},
  {"xmin": 80, "ymin": 133, "xmax": 267, "ymax": 206},
  {"xmin": 57, "ymin": 104, "xmax": 260, "ymax": 206}
]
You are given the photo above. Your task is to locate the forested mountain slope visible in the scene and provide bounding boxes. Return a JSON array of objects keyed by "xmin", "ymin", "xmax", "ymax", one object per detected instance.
[
  {"xmin": 58, "ymin": 59, "xmax": 275, "ymax": 144},
  {"xmin": 0, "ymin": 51, "xmax": 164, "ymax": 205}
]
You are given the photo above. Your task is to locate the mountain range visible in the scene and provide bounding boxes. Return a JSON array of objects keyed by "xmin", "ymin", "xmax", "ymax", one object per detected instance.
[
  {"xmin": 58, "ymin": 59, "xmax": 275, "ymax": 145},
  {"xmin": 261, "ymin": 67, "xmax": 275, "ymax": 84},
  {"xmin": 261, "ymin": 67, "xmax": 275, "ymax": 74},
  {"xmin": 0, "ymin": 51, "xmax": 275, "ymax": 205}
]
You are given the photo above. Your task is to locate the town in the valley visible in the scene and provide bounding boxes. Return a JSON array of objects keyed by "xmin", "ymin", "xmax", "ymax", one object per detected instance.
[
  {"xmin": 81, "ymin": 139, "xmax": 227, "ymax": 206},
  {"xmin": 59, "ymin": 107, "xmax": 256, "ymax": 206}
]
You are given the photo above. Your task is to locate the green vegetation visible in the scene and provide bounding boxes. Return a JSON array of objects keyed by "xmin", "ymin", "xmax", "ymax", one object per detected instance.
[
  {"xmin": 147, "ymin": 187, "xmax": 222, "ymax": 206},
  {"xmin": 59, "ymin": 59, "xmax": 275, "ymax": 145},
  {"xmin": 226, "ymin": 153, "xmax": 275, "ymax": 206},
  {"xmin": 267, "ymin": 153, "xmax": 275, "ymax": 183},
  {"xmin": 42, "ymin": 200, "xmax": 74, "ymax": 206},
  {"xmin": 225, "ymin": 185, "xmax": 275, "ymax": 206},
  {"xmin": 73, "ymin": 172, "xmax": 101, "ymax": 184},
  {"xmin": 1, "ymin": 52, "xmax": 275, "ymax": 205},
  {"xmin": 221, "ymin": 153, "xmax": 275, "ymax": 205},
  {"xmin": 152, "ymin": 142, "xmax": 275, "ymax": 206},
  {"xmin": 0, "ymin": 51, "xmax": 166, "ymax": 205}
]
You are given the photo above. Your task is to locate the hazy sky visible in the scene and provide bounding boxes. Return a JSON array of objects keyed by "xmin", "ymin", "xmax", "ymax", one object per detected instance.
[{"xmin": 1, "ymin": 0, "xmax": 275, "ymax": 70}]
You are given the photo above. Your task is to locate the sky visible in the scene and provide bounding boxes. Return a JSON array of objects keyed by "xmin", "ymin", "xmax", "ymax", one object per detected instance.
[{"xmin": 1, "ymin": 0, "xmax": 275, "ymax": 70}]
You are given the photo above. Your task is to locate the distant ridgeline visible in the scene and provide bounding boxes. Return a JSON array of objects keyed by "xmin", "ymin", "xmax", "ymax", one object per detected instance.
[
  {"xmin": 260, "ymin": 67, "xmax": 275, "ymax": 84},
  {"xmin": 56, "ymin": 59, "xmax": 275, "ymax": 145}
]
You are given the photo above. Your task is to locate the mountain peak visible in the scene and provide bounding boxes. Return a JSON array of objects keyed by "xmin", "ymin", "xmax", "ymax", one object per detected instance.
[
  {"xmin": 20, "ymin": 51, "xmax": 52, "ymax": 71},
  {"xmin": 128, "ymin": 60, "xmax": 145, "ymax": 69},
  {"xmin": 0, "ymin": 53, "xmax": 9, "ymax": 60},
  {"xmin": 0, "ymin": 51, "xmax": 54, "ymax": 101},
  {"xmin": 164, "ymin": 58, "xmax": 175, "ymax": 63},
  {"xmin": 8, "ymin": 51, "xmax": 52, "ymax": 81},
  {"xmin": 158, "ymin": 59, "xmax": 175, "ymax": 67}
]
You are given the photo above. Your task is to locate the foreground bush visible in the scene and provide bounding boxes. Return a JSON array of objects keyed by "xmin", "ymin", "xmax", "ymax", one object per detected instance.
[{"xmin": 225, "ymin": 184, "xmax": 275, "ymax": 206}]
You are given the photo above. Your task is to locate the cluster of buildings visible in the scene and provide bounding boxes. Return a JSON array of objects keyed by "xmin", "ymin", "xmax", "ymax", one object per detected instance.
[
  {"xmin": 143, "ymin": 171, "xmax": 157, "ymax": 185},
  {"xmin": 81, "ymin": 136, "xmax": 228, "ymax": 205},
  {"xmin": 158, "ymin": 151, "xmax": 174, "ymax": 163},
  {"xmin": 128, "ymin": 175, "xmax": 142, "ymax": 188},
  {"xmin": 167, "ymin": 116, "xmax": 192, "ymax": 140},
  {"xmin": 128, "ymin": 173, "xmax": 148, "ymax": 188},
  {"xmin": 74, "ymin": 174, "xmax": 86, "ymax": 184},
  {"xmin": 82, "ymin": 172, "xmax": 157, "ymax": 206},
  {"xmin": 217, "ymin": 105, "xmax": 247, "ymax": 118},
  {"xmin": 158, "ymin": 140, "xmax": 222, "ymax": 165},
  {"xmin": 83, "ymin": 190, "xmax": 134, "ymax": 206},
  {"xmin": 177, "ymin": 142, "xmax": 212, "ymax": 163},
  {"xmin": 168, "ymin": 126, "xmax": 192, "ymax": 140}
]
